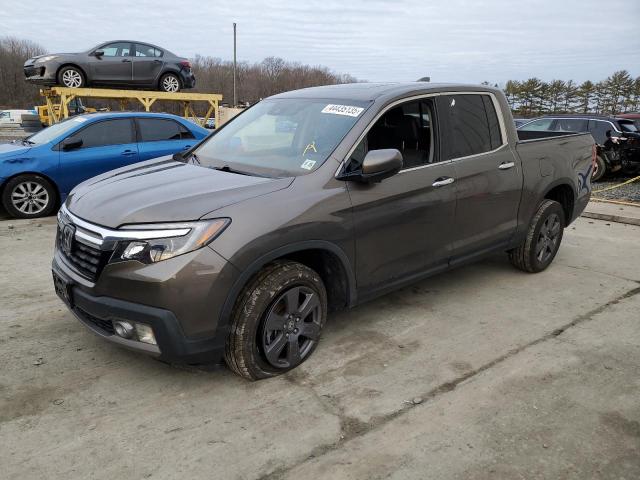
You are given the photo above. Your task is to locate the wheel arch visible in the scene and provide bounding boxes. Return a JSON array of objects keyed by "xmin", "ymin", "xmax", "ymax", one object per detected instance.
[
  {"xmin": 543, "ymin": 181, "xmax": 575, "ymax": 224},
  {"xmin": 216, "ymin": 241, "xmax": 357, "ymax": 339},
  {"xmin": 157, "ymin": 70, "xmax": 182, "ymax": 89}
]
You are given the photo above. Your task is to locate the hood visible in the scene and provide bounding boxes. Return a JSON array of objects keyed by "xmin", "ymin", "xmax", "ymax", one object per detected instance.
[
  {"xmin": 25, "ymin": 53, "xmax": 77, "ymax": 64},
  {"xmin": 66, "ymin": 157, "xmax": 294, "ymax": 228},
  {"xmin": 0, "ymin": 142, "xmax": 33, "ymax": 160}
]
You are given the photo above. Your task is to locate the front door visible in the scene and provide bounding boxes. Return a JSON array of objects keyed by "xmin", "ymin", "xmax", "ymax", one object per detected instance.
[
  {"xmin": 345, "ymin": 98, "xmax": 457, "ymax": 299},
  {"xmin": 90, "ymin": 42, "xmax": 133, "ymax": 84},
  {"xmin": 57, "ymin": 118, "xmax": 139, "ymax": 194},
  {"xmin": 436, "ymin": 94, "xmax": 522, "ymax": 263}
]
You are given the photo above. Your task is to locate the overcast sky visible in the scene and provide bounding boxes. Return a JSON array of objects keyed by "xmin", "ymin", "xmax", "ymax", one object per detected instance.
[{"xmin": 2, "ymin": 0, "xmax": 639, "ymax": 84}]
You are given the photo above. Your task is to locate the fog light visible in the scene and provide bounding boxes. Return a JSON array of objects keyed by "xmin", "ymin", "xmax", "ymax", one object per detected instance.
[
  {"xmin": 135, "ymin": 323, "xmax": 157, "ymax": 345},
  {"xmin": 114, "ymin": 321, "xmax": 135, "ymax": 339}
]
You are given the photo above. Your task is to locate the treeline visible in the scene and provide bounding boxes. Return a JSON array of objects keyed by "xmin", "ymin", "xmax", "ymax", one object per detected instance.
[
  {"xmin": 500, "ymin": 71, "xmax": 640, "ymax": 117},
  {"xmin": 192, "ymin": 55, "xmax": 358, "ymax": 104},
  {"xmin": 0, "ymin": 37, "xmax": 46, "ymax": 108}
]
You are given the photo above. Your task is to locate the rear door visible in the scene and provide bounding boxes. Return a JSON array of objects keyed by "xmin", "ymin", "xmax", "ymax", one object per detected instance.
[
  {"xmin": 346, "ymin": 97, "xmax": 457, "ymax": 298},
  {"xmin": 136, "ymin": 117, "xmax": 196, "ymax": 161},
  {"xmin": 90, "ymin": 42, "xmax": 133, "ymax": 84},
  {"xmin": 57, "ymin": 118, "xmax": 139, "ymax": 194},
  {"xmin": 437, "ymin": 93, "xmax": 522, "ymax": 264},
  {"xmin": 132, "ymin": 43, "xmax": 165, "ymax": 86}
]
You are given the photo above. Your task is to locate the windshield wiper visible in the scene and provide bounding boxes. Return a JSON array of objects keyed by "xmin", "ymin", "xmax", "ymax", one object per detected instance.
[
  {"xmin": 213, "ymin": 165, "xmax": 254, "ymax": 176},
  {"xmin": 22, "ymin": 139, "xmax": 35, "ymax": 145}
]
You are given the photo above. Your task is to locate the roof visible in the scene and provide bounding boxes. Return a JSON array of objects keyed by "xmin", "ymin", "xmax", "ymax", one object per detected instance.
[
  {"xmin": 533, "ymin": 113, "xmax": 636, "ymax": 122},
  {"xmin": 270, "ymin": 82, "xmax": 501, "ymax": 102},
  {"xmin": 69, "ymin": 111, "xmax": 206, "ymax": 130}
]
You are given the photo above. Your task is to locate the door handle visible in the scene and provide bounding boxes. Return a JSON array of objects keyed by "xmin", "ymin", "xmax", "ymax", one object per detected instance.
[
  {"xmin": 432, "ymin": 177, "xmax": 455, "ymax": 187},
  {"xmin": 121, "ymin": 58, "xmax": 132, "ymax": 63},
  {"xmin": 121, "ymin": 149, "xmax": 136, "ymax": 156},
  {"xmin": 499, "ymin": 161, "xmax": 515, "ymax": 170},
  {"xmin": 153, "ymin": 59, "xmax": 162, "ymax": 63}
]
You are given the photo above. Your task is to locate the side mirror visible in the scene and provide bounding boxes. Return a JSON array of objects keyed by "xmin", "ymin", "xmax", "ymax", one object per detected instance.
[
  {"xmin": 337, "ymin": 149, "xmax": 403, "ymax": 183},
  {"xmin": 93, "ymin": 49, "xmax": 104, "ymax": 57},
  {"xmin": 62, "ymin": 137, "xmax": 83, "ymax": 150}
]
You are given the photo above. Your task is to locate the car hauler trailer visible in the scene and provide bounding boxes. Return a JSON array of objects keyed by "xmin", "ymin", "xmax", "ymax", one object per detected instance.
[{"xmin": 39, "ymin": 87, "xmax": 222, "ymax": 128}]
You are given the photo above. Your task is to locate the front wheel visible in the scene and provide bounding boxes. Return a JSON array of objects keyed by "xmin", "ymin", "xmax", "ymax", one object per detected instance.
[
  {"xmin": 159, "ymin": 73, "xmax": 181, "ymax": 92},
  {"xmin": 225, "ymin": 261, "xmax": 327, "ymax": 380},
  {"xmin": 508, "ymin": 199, "xmax": 565, "ymax": 273},
  {"xmin": 58, "ymin": 66, "xmax": 85, "ymax": 88},
  {"xmin": 2, "ymin": 174, "xmax": 57, "ymax": 219}
]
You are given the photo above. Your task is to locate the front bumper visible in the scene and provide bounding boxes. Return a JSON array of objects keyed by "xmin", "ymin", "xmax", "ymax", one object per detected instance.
[
  {"xmin": 24, "ymin": 63, "xmax": 57, "ymax": 84},
  {"xmin": 52, "ymin": 238, "xmax": 239, "ymax": 363}
]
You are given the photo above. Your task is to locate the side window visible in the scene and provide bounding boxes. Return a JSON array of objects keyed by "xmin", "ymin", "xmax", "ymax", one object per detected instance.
[
  {"xmin": 554, "ymin": 119, "xmax": 588, "ymax": 132},
  {"xmin": 438, "ymin": 94, "xmax": 493, "ymax": 160},
  {"xmin": 348, "ymin": 99, "xmax": 436, "ymax": 171},
  {"xmin": 100, "ymin": 42, "xmax": 131, "ymax": 57},
  {"xmin": 520, "ymin": 118, "xmax": 554, "ymax": 131},
  {"xmin": 481, "ymin": 96, "xmax": 503, "ymax": 149},
  {"xmin": 588, "ymin": 120, "xmax": 612, "ymax": 145},
  {"xmin": 65, "ymin": 119, "xmax": 134, "ymax": 148},
  {"xmin": 135, "ymin": 44, "xmax": 163, "ymax": 57},
  {"xmin": 138, "ymin": 118, "xmax": 186, "ymax": 141}
]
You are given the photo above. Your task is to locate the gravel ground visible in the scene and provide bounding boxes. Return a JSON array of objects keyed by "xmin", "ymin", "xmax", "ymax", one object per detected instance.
[{"xmin": 593, "ymin": 175, "xmax": 640, "ymax": 203}]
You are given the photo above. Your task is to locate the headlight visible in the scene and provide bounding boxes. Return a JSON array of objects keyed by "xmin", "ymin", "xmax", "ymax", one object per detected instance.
[
  {"xmin": 111, "ymin": 219, "xmax": 230, "ymax": 264},
  {"xmin": 35, "ymin": 55, "xmax": 59, "ymax": 63}
]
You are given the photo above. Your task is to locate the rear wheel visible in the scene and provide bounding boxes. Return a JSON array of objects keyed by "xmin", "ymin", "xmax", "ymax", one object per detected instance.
[
  {"xmin": 159, "ymin": 73, "xmax": 181, "ymax": 92},
  {"xmin": 508, "ymin": 199, "xmax": 565, "ymax": 273},
  {"xmin": 592, "ymin": 155, "xmax": 606, "ymax": 182},
  {"xmin": 225, "ymin": 261, "xmax": 327, "ymax": 380},
  {"xmin": 2, "ymin": 174, "xmax": 57, "ymax": 219},
  {"xmin": 58, "ymin": 66, "xmax": 85, "ymax": 88}
]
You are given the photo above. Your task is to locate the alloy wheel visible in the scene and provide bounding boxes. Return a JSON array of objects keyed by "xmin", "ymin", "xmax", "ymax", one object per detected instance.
[
  {"xmin": 535, "ymin": 213, "xmax": 561, "ymax": 263},
  {"xmin": 162, "ymin": 75, "xmax": 180, "ymax": 92},
  {"xmin": 61, "ymin": 69, "xmax": 83, "ymax": 88},
  {"xmin": 11, "ymin": 181, "xmax": 49, "ymax": 215},
  {"xmin": 261, "ymin": 286, "xmax": 322, "ymax": 369}
]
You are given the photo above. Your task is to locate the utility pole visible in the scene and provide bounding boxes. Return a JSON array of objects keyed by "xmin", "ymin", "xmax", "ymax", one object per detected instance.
[{"xmin": 233, "ymin": 22, "xmax": 237, "ymax": 107}]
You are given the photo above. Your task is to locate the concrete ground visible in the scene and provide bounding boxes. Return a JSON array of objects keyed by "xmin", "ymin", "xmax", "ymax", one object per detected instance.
[{"xmin": 0, "ymin": 216, "xmax": 638, "ymax": 480}]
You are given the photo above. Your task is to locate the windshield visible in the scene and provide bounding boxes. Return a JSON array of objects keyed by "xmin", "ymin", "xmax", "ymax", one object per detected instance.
[
  {"xmin": 27, "ymin": 117, "xmax": 86, "ymax": 144},
  {"xmin": 618, "ymin": 120, "xmax": 638, "ymax": 133},
  {"xmin": 191, "ymin": 98, "xmax": 370, "ymax": 177}
]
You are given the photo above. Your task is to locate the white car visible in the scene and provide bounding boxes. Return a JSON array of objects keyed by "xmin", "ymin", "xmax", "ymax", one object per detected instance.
[{"xmin": 0, "ymin": 109, "xmax": 37, "ymax": 126}]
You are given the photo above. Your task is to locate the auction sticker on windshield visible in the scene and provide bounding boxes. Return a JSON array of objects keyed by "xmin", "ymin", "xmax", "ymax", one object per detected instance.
[{"xmin": 321, "ymin": 104, "xmax": 364, "ymax": 117}]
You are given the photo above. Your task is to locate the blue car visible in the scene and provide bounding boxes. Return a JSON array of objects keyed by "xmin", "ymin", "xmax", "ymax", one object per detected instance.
[{"xmin": 0, "ymin": 112, "xmax": 208, "ymax": 218}]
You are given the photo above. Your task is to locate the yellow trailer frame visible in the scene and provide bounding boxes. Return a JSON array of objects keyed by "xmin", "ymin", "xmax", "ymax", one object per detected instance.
[{"xmin": 40, "ymin": 87, "xmax": 222, "ymax": 127}]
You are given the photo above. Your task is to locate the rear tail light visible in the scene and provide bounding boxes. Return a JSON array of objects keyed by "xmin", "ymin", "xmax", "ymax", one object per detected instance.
[{"xmin": 180, "ymin": 60, "xmax": 192, "ymax": 69}]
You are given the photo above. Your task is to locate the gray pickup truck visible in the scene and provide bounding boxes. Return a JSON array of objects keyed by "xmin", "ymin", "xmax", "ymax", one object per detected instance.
[{"xmin": 52, "ymin": 83, "xmax": 594, "ymax": 380}]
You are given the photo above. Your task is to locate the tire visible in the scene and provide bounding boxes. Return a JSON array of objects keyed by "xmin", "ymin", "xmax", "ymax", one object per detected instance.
[
  {"xmin": 57, "ymin": 66, "xmax": 85, "ymax": 88},
  {"xmin": 508, "ymin": 199, "xmax": 565, "ymax": 273},
  {"xmin": 225, "ymin": 260, "xmax": 328, "ymax": 380},
  {"xmin": 2, "ymin": 174, "xmax": 57, "ymax": 219},
  {"xmin": 592, "ymin": 155, "xmax": 606, "ymax": 182},
  {"xmin": 159, "ymin": 73, "xmax": 181, "ymax": 92}
]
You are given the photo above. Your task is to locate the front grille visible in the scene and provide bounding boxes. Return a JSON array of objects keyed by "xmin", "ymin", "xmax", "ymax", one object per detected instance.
[
  {"xmin": 76, "ymin": 307, "xmax": 115, "ymax": 335},
  {"xmin": 57, "ymin": 226, "xmax": 113, "ymax": 282}
]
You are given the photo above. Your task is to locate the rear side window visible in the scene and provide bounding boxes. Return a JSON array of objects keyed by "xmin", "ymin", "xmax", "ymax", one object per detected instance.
[
  {"xmin": 520, "ymin": 118, "xmax": 554, "ymax": 131},
  {"xmin": 66, "ymin": 119, "xmax": 134, "ymax": 148},
  {"xmin": 137, "ymin": 118, "xmax": 194, "ymax": 141},
  {"xmin": 438, "ymin": 94, "xmax": 499, "ymax": 159},
  {"xmin": 134, "ymin": 44, "xmax": 163, "ymax": 57},
  {"xmin": 588, "ymin": 120, "xmax": 613, "ymax": 145}
]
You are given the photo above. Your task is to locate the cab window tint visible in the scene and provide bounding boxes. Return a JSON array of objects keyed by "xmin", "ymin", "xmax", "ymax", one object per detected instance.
[
  {"xmin": 438, "ymin": 94, "xmax": 495, "ymax": 159},
  {"xmin": 100, "ymin": 42, "xmax": 131, "ymax": 57},
  {"xmin": 347, "ymin": 98, "xmax": 436, "ymax": 171},
  {"xmin": 65, "ymin": 119, "xmax": 134, "ymax": 148},
  {"xmin": 588, "ymin": 120, "xmax": 613, "ymax": 145},
  {"xmin": 137, "ymin": 118, "xmax": 194, "ymax": 141}
]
